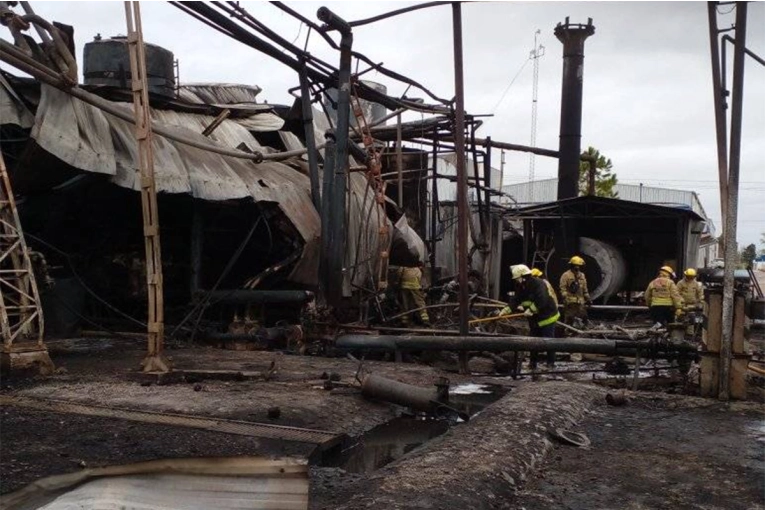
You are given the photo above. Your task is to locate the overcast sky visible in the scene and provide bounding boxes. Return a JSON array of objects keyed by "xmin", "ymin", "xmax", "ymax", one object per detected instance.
[{"xmin": 9, "ymin": 1, "xmax": 765, "ymax": 247}]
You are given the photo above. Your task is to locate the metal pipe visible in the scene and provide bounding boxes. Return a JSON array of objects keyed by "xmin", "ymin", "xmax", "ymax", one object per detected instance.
[
  {"xmin": 317, "ymin": 6, "xmax": 352, "ymax": 309},
  {"xmin": 360, "ymin": 374, "xmax": 441, "ymax": 412},
  {"xmin": 720, "ymin": 1, "xmax": 747, "ymax": 401},
  {"xmin": 430, "ymin": 127, "xmax": 439, "ymax": 278},
  {"xmin": 554, "ymin": 17, "xmax": 595, "ymax": 200},
  {"xmin": 396, "ymin": 112, "xmax": 403, "ymax": 207},
  {"xmin": 336, "ymin": 334, "xmax": 695, "ymax": 355},
  {"xmin": 708, "ymin": 3, "xmax": 729, "ymax": 229},
  {"xmin": 452, "ymin": 3, "xmax": 469, "ymax": 339},
  {"xmin": 319, "ymin": 137, "xmax": 336, "ymax": 305},
  {"xmin": 298, "ymin": 60, "xmax": 321, "ymax": 211},
  {"xmin": 201, "ymin": 290, "xmax": 314, "ymax": 304}
]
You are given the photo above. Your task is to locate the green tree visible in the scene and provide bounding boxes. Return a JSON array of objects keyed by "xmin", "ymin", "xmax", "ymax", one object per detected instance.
[
  {"xmin": 579, "ymin": 146, "xmax": 618, "ymax": 198},
  {"xmin": 740, "ymin": 243, "xmax": 757, "ymax": 269}
]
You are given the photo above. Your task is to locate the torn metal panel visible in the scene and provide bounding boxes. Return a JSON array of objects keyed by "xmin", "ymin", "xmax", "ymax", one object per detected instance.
[
  {"xmin": 27, "ymin": 84, "xmax": 319, "ymax": 285},
  {"xmin": 178, "ymin": 82, "xmax": 262, "ymax": 104},
  {"xmin": 0, "ymin": 74, "xmax": 34, "ymax": 128},
  {"xmin": 0, "ymin": 457, "xmax": 308, "ymax": 510}
]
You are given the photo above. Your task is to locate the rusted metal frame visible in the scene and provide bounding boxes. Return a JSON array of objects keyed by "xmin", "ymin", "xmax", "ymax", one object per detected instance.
[
  {"xmin": 721, "ymin": 33, "xmax": 765, "ymax": 96},
  {"xmin": 0, "ymin": 146, "xmax": 52, "ymax": 372},
  {"xmin": 298, "ymin": 59, "xmax": 322, "ymax": 211},
  {"xmin": 16, "ymin": 2, "xmax": 77, "ymax": 83},
  {"xmin": 396, "ymin": 113, "xmax": 403, "ymax": 207},
  {"xmin": 124, "ymin": 1, "xmax": 168, "ymax": 373},
  {"xmin": 469, "ymin": 119, "xmax": 488, "ymax": 249},
  {"xmin": 708, "ymin": 3, "xmax": 730, "ymax": 226},
  {"xmin": 270, "ymin": 2, "xmax": 451, "ymax": 108},
  {"xmin": 719, "ymin": 1, "xmax": 747, "ymax": 401}
]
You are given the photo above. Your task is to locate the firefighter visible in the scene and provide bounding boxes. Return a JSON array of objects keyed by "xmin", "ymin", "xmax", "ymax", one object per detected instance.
[
  {"xmin": 559, "ymin": 256, "xmax": 591, "ymax": 325},
  {"xmin": 510, "ymin": 264, "xmax": 560, "ymax": 368},
  {"xmin": 398, "ymin": 261, "xmax": 429, "ymax": 326},
  {"xmin": 531, "ymin": 268, "xmax": 558, "ymax": 307},
  {"xmin": 677, "ymin": 268, "xmax": 704, "ymax": 310},
  {"xmin": 644, "ymin": 265, "xmax": 683, "ymax": 326},
  {"xmin": 677, "ymin": 268, "xmax": 704, "ymax": 336}
]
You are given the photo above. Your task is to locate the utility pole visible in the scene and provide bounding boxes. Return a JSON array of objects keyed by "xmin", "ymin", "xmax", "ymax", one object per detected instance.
[
  {"xmin": 528, "ymin": 29, "xmax": 545, "ymax": 202},
  {"xmin": 719, "ymin": 1, "xmax": 747, "ymax": 400},
  {"xmin": 452, "ymin": 2, "xmax": 469, "ymax": 374},
  {"xmin": 124, "ymin": 1, "xmax": 168, "ymax": 373}
]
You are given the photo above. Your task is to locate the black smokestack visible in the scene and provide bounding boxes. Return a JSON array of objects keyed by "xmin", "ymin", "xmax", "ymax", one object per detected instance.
[{"xmin": 555, "ymin": 17, "xmax": 595, "ymax": 200}]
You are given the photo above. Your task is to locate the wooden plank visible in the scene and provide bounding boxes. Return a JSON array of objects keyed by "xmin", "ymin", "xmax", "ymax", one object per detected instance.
[
  {"xmin": 732, "ymin": 295, "xmax": 746, "ymax": 354},
  {"xmin": 703, "ymin": 292, "xmax": 722, "ymax": 352},
  {"xmin": 699, "ymin": 354, "xmax": 719, "ymax": 398},
  {"xmin": 730, "ymin": 357, "xmax": 749, "ymax": 400}
]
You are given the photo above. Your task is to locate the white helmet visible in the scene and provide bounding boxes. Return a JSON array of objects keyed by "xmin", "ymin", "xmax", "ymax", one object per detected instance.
[{"xmin": 511, "ymin": 264, "xmax": 532, "ymax": 280}]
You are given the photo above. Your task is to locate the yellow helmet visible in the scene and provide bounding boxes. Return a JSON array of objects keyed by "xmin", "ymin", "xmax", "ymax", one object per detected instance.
[
  {"xmin": 530, "ymin": 268, "xmax": 543, "ymax": 277},
  {"xmin": 684, "ymin": 268, "xmax": 697, "ymax": 277},
  {"xmin": 511, "ymin": 264, "xmax": 532, "ymax": 280},
  {"xmin": 660, "ymin": 266, "xmax": 675, "ymax": 276},
  {"xmin": 569, "ymin": 256, "xmax": 585, "ymax": 266}
]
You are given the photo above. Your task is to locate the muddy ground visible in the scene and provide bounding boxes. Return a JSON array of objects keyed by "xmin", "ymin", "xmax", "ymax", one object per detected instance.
[
  {"xmin": 1, "ymin": 334, "xmax": 764, "ymax": 509},
  {"xmin": 514, "ymin": 393, "xmax": 764, "ymax": 510}
]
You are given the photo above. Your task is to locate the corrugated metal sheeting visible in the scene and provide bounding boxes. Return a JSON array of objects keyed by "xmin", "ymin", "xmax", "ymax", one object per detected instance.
[
  {"xmin": 29, "ymin": 84, "xmax": 319, "ymax": 284},
  {"xmin": 178, "ymin": 82, "xmax": 262, "ymax": 105},
  {"xmin": 502, "ymin": 178, "xmax": 712, "ymax": 226},
  {"xmin": 2, "ymin": 80, "xmax": 388, "ymax": 293}
]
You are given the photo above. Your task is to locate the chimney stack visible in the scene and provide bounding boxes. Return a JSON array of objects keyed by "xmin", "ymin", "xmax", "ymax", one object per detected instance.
[{"xmin": 555, "ymin": 17, "xmax": 595, "ymax": 200}]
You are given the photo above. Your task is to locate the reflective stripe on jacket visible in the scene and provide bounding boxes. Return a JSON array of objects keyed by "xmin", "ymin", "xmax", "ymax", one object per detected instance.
[
  {"xmin": 517, "ymin": 277, "xmax": 559, "ymax": 327},
  {"xmin": 676, "ymin": 279, "xmax": 703, "ymax": 306},
  {"xmin": 399, "ymin": 266, "xmax": 422, "ymax": 290},
  {"xmin": 559, "ymin": 270, "xmax": 590, "ymax": 304},
  {"xmin": 645, "ymin": 277, "xmax": 682, "ymax": 308}
]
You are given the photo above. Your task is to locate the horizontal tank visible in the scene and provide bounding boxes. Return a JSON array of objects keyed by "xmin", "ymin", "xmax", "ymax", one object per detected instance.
[
  {"xmin": 579, "ymin": 237, "xmax": 626, "ymax": 301},
  {"xmin": 83, "ymin": 36, "xmax": 175, "ymax": 97}
]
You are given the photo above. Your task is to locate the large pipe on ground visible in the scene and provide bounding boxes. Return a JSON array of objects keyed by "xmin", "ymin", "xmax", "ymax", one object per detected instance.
[
  {"xmin": 201, "ymin": 290, "xmax": 314, "ymax": 304},
  {"xmin": 555, "ymin": 17, "xmax": 595, "ymax": 200},
  {"xmin": 336, "ymin": 334, "xmax": 695, "ymax": 355},
  {"xmin": 360, "ymin": 374, "xmax": 442, "ymax": 413},
  {"xmin": 579, "ymin": 237, "xmax": 626, "ymax": 300}
]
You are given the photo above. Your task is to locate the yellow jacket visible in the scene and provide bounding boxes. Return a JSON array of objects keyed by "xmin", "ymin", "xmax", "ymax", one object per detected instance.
[
  {"xmin": 399, "ymin": 266, "xmax": 422, "ymax": 290},
  {"xmin": 645, "ymin": 276, "xmax": 682, "ymax": 308},
  {"xmin": 559, "ymin": 270, "xmax": 590, "ymax": 304},
  {"xmin": 676, "ymin": 279, "xmax": 703, "ymax": 307}
]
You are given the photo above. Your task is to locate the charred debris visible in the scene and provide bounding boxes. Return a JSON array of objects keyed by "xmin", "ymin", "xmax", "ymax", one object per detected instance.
[{"xmin": 0, "ymin": 2, "xmax": 758, "ymax": 398}]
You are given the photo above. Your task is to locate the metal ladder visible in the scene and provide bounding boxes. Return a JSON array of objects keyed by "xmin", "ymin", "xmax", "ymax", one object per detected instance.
[
  {"xmin": 0, "ymin": 152, "xmax": 54, "ymax": 374},
  {"xmin": 350, "ymin": 83, "xmax": 390, "ymax": 292}
]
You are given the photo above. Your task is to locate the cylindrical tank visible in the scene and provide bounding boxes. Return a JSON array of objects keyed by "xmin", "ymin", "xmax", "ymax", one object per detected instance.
[
  {"xmin": 579, "ymin": 237, "xmax": 626, "ymax": 301},
  {"xmin": 83, "ymin": 36, "xmax": 175, "ymax": 97},
  {"xmin": 324, "ymin": 80, "xmax": 387, "ymax": 128}
]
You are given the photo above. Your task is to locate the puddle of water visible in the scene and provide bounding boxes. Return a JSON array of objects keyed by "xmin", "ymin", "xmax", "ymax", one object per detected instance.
[
  {"xmin": 319, "ymin": 384, "xmax": 509, "ymax": 474},
  {"xmin": 326, "ymin": 417, "xmax": 450, "ymax": 474}
]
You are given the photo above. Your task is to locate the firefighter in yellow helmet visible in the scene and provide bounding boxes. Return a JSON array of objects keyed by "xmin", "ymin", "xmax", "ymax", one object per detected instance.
[
  {"xmin": 677, "ymin": 268, "xmax": 704, "ymax": 310},
  {"xmin": 644, "ymin": 266, "xmax": 683, "ymax": 326},
  {"xmin": 559, "ymin": 255, "xmax": 591, "ymax": 325},
  {"xmin": 510, "ymin": 264, "xmax": 560, "ymax": 368},
  {"xmin": 398, "ymin": 261, "xmax": 429, "ymax": 326},
  {"xmin": 531, "ymin": 268, "xmax": 559, "ymax": 308}
]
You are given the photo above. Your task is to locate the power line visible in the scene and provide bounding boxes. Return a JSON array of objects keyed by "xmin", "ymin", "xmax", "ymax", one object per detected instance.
[{"xmin": 490, "ymin": 59, "xmax": 530, "ymax": 114}]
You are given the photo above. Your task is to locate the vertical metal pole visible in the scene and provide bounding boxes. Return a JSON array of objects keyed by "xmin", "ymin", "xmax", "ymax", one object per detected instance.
[
  {"xmin": 452, "ymin": 2, "xmax": 469, "ymax": 341},
  {"xmin": 125, "ymin": 1, "xmax": 167, "ymax": 373},
  {"xmin": 299, "ymin": 60, "xmax": 321, "ymax": 211},
  {"xmin": 396, "ymin": 113, "xmax": 403, "ymax": 208},
  {"xmin": 707, "ymin": 2, "xmax": 729, "ymax": 228},
  {"xmin": 430, "ymin": 128, "xmax": 439, "ymax": 278},
  {"xmin": 719, "ymin": 1, "xmax": 747, "ymax": 401}
]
